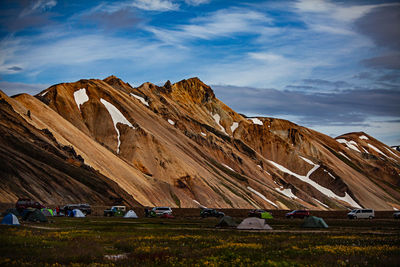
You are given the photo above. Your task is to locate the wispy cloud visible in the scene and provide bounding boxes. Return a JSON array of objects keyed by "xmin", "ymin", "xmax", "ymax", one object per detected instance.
[
  {"xmin": 131, "ymin": 0, "xmax": 179, "ymax": 11},
  {"xmin": 147, "ymin": 7, "xmax": 274, "ymax": 44},
  {"xmin": 294, "ymin": 0, "xmax": 398, "ymax": 36},
  {"xmin": 19, "ymin": 0, "xmax": 57, "ymax": 17},
  {"xmin": 184, "ymin": 0, "xmax": 210, "ymax": 6}
]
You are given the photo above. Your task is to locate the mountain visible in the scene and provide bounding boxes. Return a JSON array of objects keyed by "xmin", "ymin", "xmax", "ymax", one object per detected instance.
[{"xmin": 1, "ymin": 76, "xmax": 399, "ymax": 210}]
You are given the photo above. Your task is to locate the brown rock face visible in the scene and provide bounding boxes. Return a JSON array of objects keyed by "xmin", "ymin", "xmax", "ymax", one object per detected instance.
[{"xmin": 1, "ymin": 76, "xmax": 399, "ymax": 210}]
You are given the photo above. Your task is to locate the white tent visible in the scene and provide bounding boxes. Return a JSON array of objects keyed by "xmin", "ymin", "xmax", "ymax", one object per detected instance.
[
  {"xmin": 124, "ymin": 210, "xmax": 138, "ymax": 218},
  {"xmin": 237, "ymin": 217, "xmax": 272, "ymax": 230},
  {"xmin": 72, "ymin": 209, "xmax": 85, "ymax": 218}
]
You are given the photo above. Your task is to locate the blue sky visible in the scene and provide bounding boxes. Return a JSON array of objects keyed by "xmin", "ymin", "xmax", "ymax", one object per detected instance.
[{"xmin": 0, "ymin": 0, "xmax": 399, "ymax": 145}]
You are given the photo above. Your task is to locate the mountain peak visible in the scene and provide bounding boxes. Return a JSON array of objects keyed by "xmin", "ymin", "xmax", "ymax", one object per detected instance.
[
  {"xmin": 171, "ymin": 77, "xmax": 215, "ymax": 104},
  {"xmin": 103, "ymin": 75, "xmax": 133, "ymax": 93}
]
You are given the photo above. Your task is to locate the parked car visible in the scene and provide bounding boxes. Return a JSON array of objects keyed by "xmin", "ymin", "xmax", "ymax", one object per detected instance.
[
  {"xmin": 16, "ymin": 198, "xmax": 45, "ymax": 211},
  {"xmin": 62, "ymin": 204, "xmax": 92, "ymax": 215},
  {"xmin": 200, "ymin": 208, "xmax": 225, "ymax": 218},
  {"xmin": 104, "ymin": 206, "xmax": 126, "ymax": 217},
  {"xmin": 285, "ymin": 210, "xmax": 310, "ymax": 219},
  {"xmin": 347, "ymin": 209, "xmax": 374, "ymax": 219},
  {"xmin": 248, "ymin": 209, "xmax": 267, "ymax": 218},
  {"xmin": 393, "ymin": 212, "xmax": 400, "ymax": 219},
  {"xmin": 151, "ymin": 207, "xmax": 172, "ymax": 216}
]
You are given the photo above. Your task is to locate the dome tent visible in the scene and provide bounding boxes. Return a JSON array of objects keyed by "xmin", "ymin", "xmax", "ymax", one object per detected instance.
[
  {"xmin": 302, "ymin": 216, "xmax": 328, "ymax": 228},
  {"xmin": 1, "ymin": 213, "xmax": 20, "ymax": 226},
  {"xmin": 216, "ymin": 216, "xmax": 237, "ymax": 227},
  {"xmin": 72, "ymin": 209, "xmax": 85, "ymax": 218},
  {"xmin": 237, "ymin": 217, "xmax": 272, "ymax": 230},
  {"xmin": 124, "ymin": 210, "xmax": 138, "ymax": 218}
]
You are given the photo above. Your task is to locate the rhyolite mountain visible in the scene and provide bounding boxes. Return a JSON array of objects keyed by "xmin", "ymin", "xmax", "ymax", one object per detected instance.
[{"xmin": 0, "ymin": 76, "xmax": 399, "ymax": 210}]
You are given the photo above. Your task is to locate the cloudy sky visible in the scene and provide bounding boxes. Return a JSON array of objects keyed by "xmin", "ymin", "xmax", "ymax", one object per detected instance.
[{"xmin": 0, "ymin": 0, "xmax": 399, "ymax": 145}]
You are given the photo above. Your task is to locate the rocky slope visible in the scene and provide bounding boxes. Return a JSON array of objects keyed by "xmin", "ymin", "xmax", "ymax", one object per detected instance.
[{"xmin": 1, "ymin": 76, "xmax": 399, "ymax": 209}]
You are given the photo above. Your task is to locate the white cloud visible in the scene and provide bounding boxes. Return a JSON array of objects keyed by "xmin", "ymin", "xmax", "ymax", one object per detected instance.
[
  {"xmin": 295, "ymin": 0, "xmax": 384, "ymax": 22},
  {"xmin": 19, "ymin": 0, "xmax": 57, "ymax": 17},
  {"xmin": 184, "ymin": 0, "xmax": 210, "ymax": 6},
  {"xmin": 147, "ymin": 7, "xmax": 274, "ymax": 43},
  {"xmin": 203, "ymin": 52, "xmax": 318, "ymax": 88},
  {"xmin": 0, "ymin": 32, "xmax": 188, "ymax": 79},
  {"xmin": 131, "ymin": 0, "xmax": 179, "ymax": 11},
  {"xmin": 294, "ymin": 0, "xmax": 398, "ymax": 36}
]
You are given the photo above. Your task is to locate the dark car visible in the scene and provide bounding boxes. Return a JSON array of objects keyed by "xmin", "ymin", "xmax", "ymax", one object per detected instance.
[
  {"xmin": 285, "ymin": 210, "xmax": 310, "ymax": 219},
  {"xmin": 62, "ymin": 204, "xmax": 92, "ymax": 215},
  {"xmin": 393, "ymin": 212, "xmax": 400, "ymax": 219},
  {"xmin": 248, "ymin": 209, "xmax": 267, "ymax": 218},
  {"xmin": 16, "ymin": 198, "xmax": 45, "ymax": 211},
  {"xmin": 200, "ymin": 208, "xmax": 225, "ymax": 218}
]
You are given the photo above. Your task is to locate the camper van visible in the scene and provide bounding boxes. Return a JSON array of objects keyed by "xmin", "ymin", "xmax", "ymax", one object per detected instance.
[{"xmin": 347, "ymin": 209, "xmax": 375, "ymax": 219}]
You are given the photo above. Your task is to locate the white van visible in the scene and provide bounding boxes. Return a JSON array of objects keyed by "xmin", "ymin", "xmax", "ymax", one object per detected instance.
[{"xmin": 347, "ymin": 209, "xmax": 375, "ymax": 219}]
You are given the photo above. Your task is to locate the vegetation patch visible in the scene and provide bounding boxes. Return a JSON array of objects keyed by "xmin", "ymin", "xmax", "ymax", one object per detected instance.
[{"xmin": 1, "ymin": 217, "xmax": 399, "ymax": 266}]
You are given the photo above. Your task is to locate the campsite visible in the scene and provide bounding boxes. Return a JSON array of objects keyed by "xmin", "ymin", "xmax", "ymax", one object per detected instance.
[{"xmin": 1, "ymin": 209, "xmax": 400, "ymax": 266}]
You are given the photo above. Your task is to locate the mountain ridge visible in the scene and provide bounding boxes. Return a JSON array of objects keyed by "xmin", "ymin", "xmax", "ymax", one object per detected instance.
[{"xmin": 0, "ymin": 76, "xmax": 399, "ymax": 210}]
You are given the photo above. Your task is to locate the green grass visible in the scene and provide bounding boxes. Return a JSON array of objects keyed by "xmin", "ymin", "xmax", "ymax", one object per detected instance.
[{"xmin": 0, "ymin": 217, "xmax": 399, "ymax": 266}]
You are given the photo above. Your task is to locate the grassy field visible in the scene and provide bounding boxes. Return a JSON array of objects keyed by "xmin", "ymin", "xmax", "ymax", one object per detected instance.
[{"xmin": 0, "ymin": 216, "xmax": 399, "ymax": 266}]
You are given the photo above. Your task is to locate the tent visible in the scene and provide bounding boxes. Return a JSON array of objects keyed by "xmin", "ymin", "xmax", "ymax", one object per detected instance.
[
  {"xmin": 22, "ymin": 209, "xmax": 48, "ymax": 223},
  {"xmin": 237, "ymin": 217, "xmax": 272, "ymax": 230},
  {"xmin": 302, "ymin": 216, "xmax": 328, "ymax": 228},
  {"xmin": 124, "ymin": 210, "xmax": 138, "ymax": 218},
  {"xmin": 261, "ymin": 212, "xmax": 273, "ymax": 219},
  {"xmin": 72, "ymin": 209, "xmax": 85, "ymax": 218},
  {"xmin": 114, "ymin": 210, "xmax": 125, "ymax": 217},
  {"xmin": 41, "ymin": 208, "xmax": 54, "ymax": 217},
  {"xmin": 216, "ymin": 216, "xmax": 237, "ymax": 227},
  {"xmin": 1, "ymin": 213, "xmax": 20, "ymax": 226}
]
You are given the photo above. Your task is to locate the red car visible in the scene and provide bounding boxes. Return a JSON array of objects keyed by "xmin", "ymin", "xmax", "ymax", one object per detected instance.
[
  {"xmin": 16, "ymin": 198, "xmax": 45, "ymax": 211},
  {"xmin": 285, "ymin": 210, "xmax": 310, "ymax": 219}
]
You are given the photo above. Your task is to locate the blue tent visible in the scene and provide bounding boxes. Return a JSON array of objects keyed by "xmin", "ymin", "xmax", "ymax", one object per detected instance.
[{"xmin": 1, "ymin": 213, "xmax": 20, "ymax": 226}]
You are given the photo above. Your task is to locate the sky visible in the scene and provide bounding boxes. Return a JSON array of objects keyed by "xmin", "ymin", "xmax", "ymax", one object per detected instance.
[{"xmin": 0, "ymin": 0, "xmax": 399, "ymax": 145}]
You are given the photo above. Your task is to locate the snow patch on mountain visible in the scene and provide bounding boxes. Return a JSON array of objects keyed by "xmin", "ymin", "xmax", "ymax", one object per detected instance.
[
  {"xmin": 231, "ymin": 122, "xmax": 239, "ymax": 133},
  {"xmin": 359, "ymin": 135, "xmax": 368, "ymax": 140},
  {"xmin": 313, "ymin": 198, "xmax": 329, "ymax": 209},
  {"xmin": 247, "ymin": 186, "xmax": 278, "ymax": 208},
  {"xmin": 168, "ymin": 119, "xmax": 175, "ymax": 125},
  {"xmin": 339, "ymin": 151, "xmax": 351, "ymax": 161},
  {"xmin": 275, "ymin": 187, "xmax": 298, "ymax": 199},
  {"xmin": 368, "ymin": 144, "xmax": 387, "ymax": 157},
  {"xmin": 100, "ymin": 98, "xmax": 134, "ymax": 154},
  {"xmin": 337, "ymin": 139, "xmax": 361, "ymax": 153},
  {"xmin": 222, "ymin": 164, "xmax": 235, "ymax": 172},
  {"xmin": 74, "ymin": 88, "xmax": 89, "ymax": 112},
  {"xmin": 130, "ymin": 93, "xmax": 149, "ymax": 107},
  {"xmin": 385, "ymin": 147, "xmax": 400, "ymax": 159},
  {"xmin": 267, "ymin": 159, "xmax": 361, "ymax": 208},
  {"xmin": 212, "ymin": 113, "xmax": 227, "ymax": 134},
  {"xmin": 249, "ymin": 118, "xmax": 263, "ymax": 125}
]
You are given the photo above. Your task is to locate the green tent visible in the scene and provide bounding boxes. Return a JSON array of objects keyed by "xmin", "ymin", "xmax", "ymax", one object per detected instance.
[
  {"xmin": 261, "ymin": 212, "xmax": 273, "ymax": 219},
  {"xmin": 302, "ymin": 216, "xmax": 328, "ymax": 228},
  {"xmin": 114, "ymin": 210, "xmax": 124, "ymax": 217},
  {"xmin": 22, "ymin": 209, "xmax": 48, "ymax": 223},
  {"xmin": 216, "ymin": 216, "xmax": 237, "ymax": 227},
  {"xmin": 41, "ymin": 208, "xmax": 54, "ymax": 216}
]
